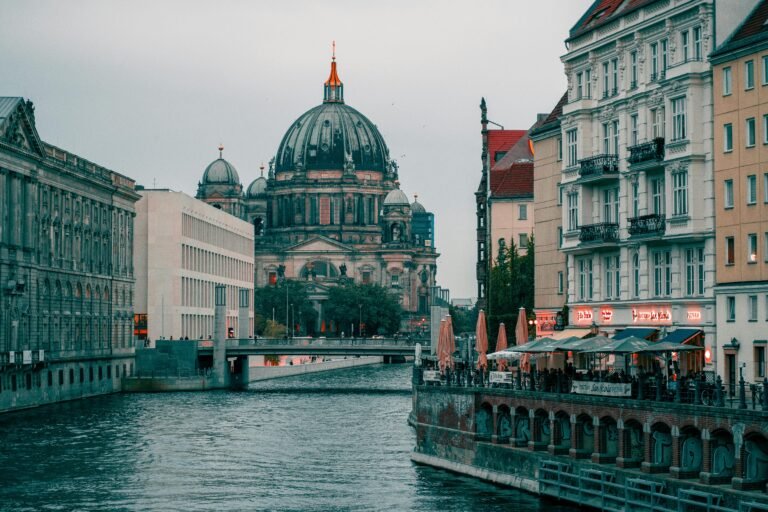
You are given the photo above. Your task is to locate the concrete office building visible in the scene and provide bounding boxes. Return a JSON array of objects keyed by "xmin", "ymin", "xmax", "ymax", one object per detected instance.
[{"xmin": 133, "ymin": 190, "xmax": 255, "ymax": 343}]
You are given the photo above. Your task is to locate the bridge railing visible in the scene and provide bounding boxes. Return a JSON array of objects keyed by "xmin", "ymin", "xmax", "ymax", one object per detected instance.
[{"xmin": 197, "ymin": 338, "xmax": 420, "ymax": 350}]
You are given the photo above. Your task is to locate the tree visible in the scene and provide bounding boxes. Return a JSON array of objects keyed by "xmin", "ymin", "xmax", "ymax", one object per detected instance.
[
  {"xmin": 324, "ymin": 281, "xmax": 402, "ymax": 336},
  {"xmin": 487, "ymin": 235, "xmax": 535, "ymax": 350},
  {"xmin": 253, "ymin": 281, "xmax": 318, "ymax": 336},
  {"xmin": 449, "ymin": 304, "xmax": 478, "ymax": 335}
]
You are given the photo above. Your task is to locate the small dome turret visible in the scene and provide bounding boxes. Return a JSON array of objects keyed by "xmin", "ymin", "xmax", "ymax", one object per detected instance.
[
  {"xmin": 247, "ymin": 176, "xmax": 267, "ymax": 198},
  {"xmin": 383, "ymin": 187, "xmax": 409, "ymax": 207},
  {"xmin": 201, "ymin": 145, "xmax": 241, "ymax": 186},
  {"xmin": 411, "ymin": 194, "xmax": 426, "ymax": 213}
]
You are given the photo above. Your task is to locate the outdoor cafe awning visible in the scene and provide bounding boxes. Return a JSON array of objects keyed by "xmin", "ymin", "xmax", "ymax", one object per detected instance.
[
  {"xmin": 487, "ymin": 350, "xmax": 523, "ymax": 361},
  {"xmin": 612, "ymin": 327, "xmax": 657, "ymax": 341},
  {"xmin": 580, "ymin": 336, "xmax": 651, "ymax": 354},
  {"xmin": 657, "ymin": 328, "xmax": 703, "ymax": 345},
  {"xmin": 547, "ymin": 328, "xmax": 591, "ymax": 341}
]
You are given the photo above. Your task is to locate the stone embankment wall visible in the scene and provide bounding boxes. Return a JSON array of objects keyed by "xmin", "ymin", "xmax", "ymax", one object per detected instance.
[
  {"xmin": 411, "ymin": 384, "xmax": 768, "ymax": 511},
  {"xmin": 248, "ymin": 356, "xmax": 383, "ymax": 382}
]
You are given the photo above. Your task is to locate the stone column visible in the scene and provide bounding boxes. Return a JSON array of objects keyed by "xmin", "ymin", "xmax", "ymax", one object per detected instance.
[
  {"xmin": 591, "ymin": 416, "xmax": 602, "ymax": 463},
  {"xmin": 491, "ymin": 405, "xmax": 500, "ymax": 444},
  {"xmin": 569, "ymin": 415, "xmax": 579, "ymax": 458},
  {"xmin": 547, "ymin": 414, "xmax": 557, "ymax": 454},
  {"xmin": 669, "ymin": 426, "xmax": 682, "ymax": 478},
  {"xmin": 615, "ymin": 423, "xmax": 627, "ymax": 467},
  {"xmin": 527, "ymin": 409, "xmax": 537, "ymax": 451},
  {"xmin": 238, "ymin": 288, "xmax": 250, "ymax": 340},
  {"xmin": 641, "ymin": 423, "xmax": 653, "ymax": 473},
  {"xmin": 699, "ymin": 430, "xmax": 715, "ymax": 484},
  {"xmin": 212, "ymin": 285, "xmax": 229, "ymax": 389}
]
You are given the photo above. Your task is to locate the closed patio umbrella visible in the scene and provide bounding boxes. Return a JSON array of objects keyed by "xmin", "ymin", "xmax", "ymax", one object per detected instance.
[
  {"xmin": 475, "ymin": 309, "xmax": 488, "ymax": 370},
  {"xmin": 445, "ymin": 315, "xmax": 456, "ymax": 370},
  {"xmin": 496, "ymin": 323, "xmax": 509, "ymax": 371},
  {"xmin": 437, "ymin": 319, "xmax": 448, "ymax": 373},
  {"xmin": 515, "ymin": 307, "xmax": 529, "ymax": 345}
]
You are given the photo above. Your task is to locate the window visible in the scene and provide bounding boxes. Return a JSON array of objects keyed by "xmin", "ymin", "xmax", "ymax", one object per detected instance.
[
  {"xmin": 764, "ymin": 116, "xmax": 768, "ymax": 144},
  {"xmin": 672, "ymin": 170, "xmax": 688, "ymax": 216},
  {"xmin": 653, "ymin": 250, "xmax": 672, "ymax": 296},
  {"xmin": 519, "ymin": 233, "xmax": 529, "ymax": 248},
  {"xmin": 557, "ymin": 271, "xmax": 564, "ymax": 295},
  {"xmin": 763, "ymin": 55, "xmax": 768, "ymax": 85},
  {"xmin": 629, "ymin": 114, "xmax": 638, "ymax": 146},
  {"xmin": 651, "ymin": 108, "xmax": 665, "ymax": 138},
  {"xmin": 693, "ymin": 26, "xmax": 702, "ymax": 60},
  {"xmin": 726, "ymin": 296, "xmax": 736, "ymax": 321},
  {"xmin": 603, "ymin": 61, "xmax": 610, "ymax": 98},
  {"xmin": 578, "ymin": 258, "xmax": 593, "ymax": 301},
  {"xmin": 724, "ymin": 123, "xmax": 733, "ymax": 152},
  {"xmin": 557, "ymin": 183, "xmax": 563, "ymax": 205},
  {"xmin": 519, "ymin": 204, "xmax": 527, "ymax": 220},
  {"xmin": 603, "ymin": 187, "xmax": 619, "ymax": 223},
  {"xmin": 612, "ymin": 120, "xmax": 619, "ymax": 156},
  {"xmin": 681, "ymin": 30, "xmax": 690, "ymax": 62},
  {"xmin": 585, "ymin": 69, "xmax": 592, "ymax": 97},
  {"xmin": 556, "ymin": 137, "xmax": 562, "ymax": 161},
  {"xmin": 661, "ymin": 39, "xmax": 668, "ymax": 73},
  {"xmin": 651, "ymin": 42, "xmax": 659, "ymax": 80},
  {"xmin": 611, "ymin": 58, "xmax": 618, "ymax": 95},
  {"xmin": 749, "ymin": 295, "xmax": 759, "ymax": 322},
  {"xmin": 630, "ymin": 51, "xmax": 638, "ymax": 87},
  {"xmin": 602, "ymin": 122, "xmax": 611, "ymax": 154},
  {"xmin": 362, "ymin": 271, "xmax": 371, "ymax": 284},
  {"xmin": 566, "ymin": 129, "xmax": 578, "ymax": 166},
  {"xmin": 765, "ymin": 232, "xmax": 768, "ymax": 262},
  {"xmin": 651, "ymin": 177, "xmax": 665, "ymax": 215},
  {"xmin": 576, "ymin": 72, "xmax": 583, "ymax": 99},
  {"xmin": 746, "ymin": 60, "xmax": 755, "ymax": 90},
  {"xmin": 631, "ymin": 181, "xmax": 639, "ymax": 218},
  {"xmin": 632, "ymin": 252, "xmax": 640, "ymax": 298},
  {"xmin": 746, "ymin": 117, "xmax": 756, "ymax": 147},
  {"xmin": 672, "ymin": 97, "xmax": 686, "ymax": 141},
  {"xmin": 725, "ymin": 179, "xmax": 734, "ymax": 208},
  {"xmin": 747, "ymin": 175, "xmax": 757, "ymax": 204},
  {"xmin": 604, "ymin": 255, "xmax": 620, "ymax": 300},
  {"xmin": 748, "ymin": 233, "xmax": 758, "ymax": 263},
  {"xmin": 764, "ymin": 173, "xmax": 768, "ymax": 202},
  {"xmin": 557, "ymin": 227, "xmax": 563, "ymax": 248},
  {"xmin": 726, "ymin": 236, "xmax": 735, "ymax": 265},
  {"xmin": 391, "ymin": 274, "xmax": 399, "ymax": 288},
  {"xmin": 685, "ymin": 247, "xmax": 705, "ymax": 296},
  {"xmin": 494, "ymin": 151, "xmax": 507, "ymax": 163},
  {"xmin": 757, "ymin": 346, "xmax": 766, "ymax": 379},
  {"xmin": 723, "ymin": 66, "xmax": 732, "ymax": 95},
  {"xmin": 568, "ymin": 192, "xmax": 579, "ymax": 231}
]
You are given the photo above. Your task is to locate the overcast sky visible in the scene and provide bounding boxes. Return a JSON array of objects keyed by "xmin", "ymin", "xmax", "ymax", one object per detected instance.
[{"xmin": 0, "ymin": 0, "xmax": 591, "ymax": 299}]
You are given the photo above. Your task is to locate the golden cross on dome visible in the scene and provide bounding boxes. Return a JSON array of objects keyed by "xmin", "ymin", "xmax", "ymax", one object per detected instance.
[
  {"xmin": 218, "ymin": 143, "xmax": 224, "ymax": 158},
  {"xmin": 332, "ymin": 40, "xmax": 336, "ymax": 61}
]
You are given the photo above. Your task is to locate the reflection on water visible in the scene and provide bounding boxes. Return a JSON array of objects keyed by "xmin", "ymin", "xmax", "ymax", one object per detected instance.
[{"xmin": 0, "ymin": 364, "xmax": 577, "ymax": 511}]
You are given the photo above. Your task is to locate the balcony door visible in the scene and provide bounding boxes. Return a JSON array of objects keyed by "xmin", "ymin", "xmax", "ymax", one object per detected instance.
[
  {"xmin": 602, "ymin": 187, "xmax": 619, "ymax": 223},
  {"xmin": 650, "ymin": 177, "xmax": 665, "ymax": 216}
]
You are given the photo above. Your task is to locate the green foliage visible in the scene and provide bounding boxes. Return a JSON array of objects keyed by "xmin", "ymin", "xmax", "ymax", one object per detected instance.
[
  {"xmin": 487, "ymin": 235, "xmax": 535, "ymax": 350},
  {"xmin": 263, "ymin": 320, "xmax": 286, "ymax": 338},
  {"xmin": 253, "ymin": 281, "xmax": 318, "ymax": 336},
  {"xmin": 449, "ymin": 304, "xmax": 478, "ymax": 335},
  {"xmin": 324, "ymin": 281, "xmax": 402, "ymax": 336}
]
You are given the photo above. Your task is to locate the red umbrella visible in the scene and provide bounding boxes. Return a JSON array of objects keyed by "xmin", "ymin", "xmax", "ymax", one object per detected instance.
[
  {"xmin": 475, "ymin": 309, "xmax": 488, "ymax": 370},
  {"xmin": 437, "ymin": 319, "xmax": 448, "ymax": 373},
  {"xmin": 496, "ymin": 323, "xmax": 509, "ymax": 371},
  {"xmin": 515, "ymin": 308, "xmax": 530, "ymax": 372},
  {"xmin": 445, "ymin": 315, "xmax": 456, "ymax": 370}
]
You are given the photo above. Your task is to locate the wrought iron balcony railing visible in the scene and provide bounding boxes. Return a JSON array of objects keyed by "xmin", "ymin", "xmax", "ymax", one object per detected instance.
[
  {"xmin": 628, "ymin": 138, "xmax": 665, "ymax": 164},
  {"xmin": 628, "ymin": 214, "xmax": 666, "ymax": 236},
  {"xmin": 578, "ymin": 154, "xmax": 619, "ymax": 179},
  {"xmin": 579, "ymin": 222, "xmax": 619, "ymax": 244}
]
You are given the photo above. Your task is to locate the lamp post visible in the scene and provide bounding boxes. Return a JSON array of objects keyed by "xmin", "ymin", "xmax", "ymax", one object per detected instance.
[
  {"xmin": 358, "ymin": 304, "xmax": 362, "ymax": 338},
  {"xmin": 290, "ymin": 303, "xmax": 294, "ymax": 339}
]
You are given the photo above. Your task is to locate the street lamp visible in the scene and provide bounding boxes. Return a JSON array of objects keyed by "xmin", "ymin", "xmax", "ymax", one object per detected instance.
[
  {"xmin": 290, "ymin": 303, "xmax": 294, "ymax": 339},
  {"xmin": 358, "ymin": 304, "xmax": 362, "ymax": 338}
]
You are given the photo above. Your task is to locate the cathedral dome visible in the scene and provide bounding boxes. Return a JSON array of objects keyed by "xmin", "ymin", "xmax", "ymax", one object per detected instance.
[
  {"xmin": 246, "ymin": 176, "xmax": 268, "ymax": 198},
  {"xmin": 274, "ymin": 55, "xmax": 390, "ymax": 173},
  {"xmin": 202, "ymin": 151, "xmax": 241, "ymax": 186},
  {"xmin": 383, "ymin": 188, "xmax": 409, "ymax": 207},
  {"xmin": 410, "ymin": 198, "xmax": 426, "ymax": 213}
]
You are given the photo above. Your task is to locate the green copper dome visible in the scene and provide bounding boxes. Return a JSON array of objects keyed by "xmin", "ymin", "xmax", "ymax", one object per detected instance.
[
  {"xmin": 274, "ymin": 102, "xmax": 390, "ymax": 173},
  {"xmin": 274, "ymin": 56, "xmax": 390, "ymax": 174}
]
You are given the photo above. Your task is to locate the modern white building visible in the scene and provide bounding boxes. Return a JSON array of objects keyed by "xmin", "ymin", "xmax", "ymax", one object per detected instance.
[
  {"xmin": 558, "ymin": 0, "xmax": 724, "ymax": 353},
  {"xmin": 133, "ymin": 189, "xmax": 255, "ymax": 342}
]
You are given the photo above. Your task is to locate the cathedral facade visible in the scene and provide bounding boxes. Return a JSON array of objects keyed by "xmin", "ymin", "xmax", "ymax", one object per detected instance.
[{"xmin": 196, "ymin": 55, "xmax": 438, "ymax": 334}]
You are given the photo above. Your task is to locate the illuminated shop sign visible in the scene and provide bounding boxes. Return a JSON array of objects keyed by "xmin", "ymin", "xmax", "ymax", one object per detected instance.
[
  {"xmin": 687, "ymin": 310, "xmax": 701, "ymax": 321},
  {"xmin": 631, "ymin": 308, "xmax": 671, "ymax": 323},
  {"xmin": 536, "ymin": 313, "xmax": 556, "ymax": 334},
  {"xmin": 600, "ymin": 309, "xmax": 613, "ymax": 322},
  {"xmin": 576, "ymin": 309, "xmax": 593, "ymax": 323}
]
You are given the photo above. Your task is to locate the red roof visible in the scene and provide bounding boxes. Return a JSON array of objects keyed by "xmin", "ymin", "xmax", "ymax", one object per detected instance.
[
  {"xmin": 570, "ymin": 0, "xmax": 658, "ymax": 40},
  {"xmin": 490, "ymin": 162, "xmax": 533, "ymax": 199},
  {"xmin": 488, "ymin": 130, "xmax": 526, "ymax": 168}
]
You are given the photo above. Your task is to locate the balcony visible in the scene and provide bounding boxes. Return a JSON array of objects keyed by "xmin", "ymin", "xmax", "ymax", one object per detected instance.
[
  {"xmin": 577, "ymin": 154, "xmax": 619, "ymax": 182},
  {"xmin": 628, "ymin": 138, "xmax": 665, "ymax": 165},
  {"xmin": 579, "ymin": 222, "xmax": 619, "ymax": 244},
  {"xmin": 628, "ymin": 214, "xmax": 666, "ymax": 237}
]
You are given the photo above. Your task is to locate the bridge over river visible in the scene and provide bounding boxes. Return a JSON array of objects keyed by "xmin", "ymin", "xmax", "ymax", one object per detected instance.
[{"xmin": 196, "ymin": 337, "xmax": 421, "ymax": 358}]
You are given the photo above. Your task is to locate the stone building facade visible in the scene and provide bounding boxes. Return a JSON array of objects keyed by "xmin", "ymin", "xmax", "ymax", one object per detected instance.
[
  {"xmin": 559, "ymin": 0, "xmax": 720, "ymax": 350},
  {"xmin": 0, "ymin": 97, "xmax": 139, "ymax": 413},
  {"xmin": 133, "ymin": 189, "xmax": 255, "ymax": 342},
  {"xmin": 710, "ymin": 1, "xmax": 768, "ymax": 390},
  {"xmin": 195, "ymin": 55, "xmax": 438, "ymax": 334}
]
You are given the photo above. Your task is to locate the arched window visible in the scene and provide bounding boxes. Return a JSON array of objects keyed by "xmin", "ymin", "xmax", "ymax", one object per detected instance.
[{"xmin": 300, "ymin": 260, "xmax": 339, "ymax": 280}]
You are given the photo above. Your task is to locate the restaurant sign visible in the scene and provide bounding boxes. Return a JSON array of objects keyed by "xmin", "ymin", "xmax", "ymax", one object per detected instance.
[
  {"xmin": 576, "ymin": 309, "xmax": 593, "ymax": 323},
  {"xmin": 489, "ymin": 371, "xmax": 514, "ymax": 384},
  {"xmin": 423, "ymin": 370, "xmax": 442, "ymax": 383},
  {"xmin": 631, "ymin": 308, "xmax": 671, "ymax": 323},
  {"xmin": 571, "ymin": 381, "xmax": 632, "ymax": 397}
]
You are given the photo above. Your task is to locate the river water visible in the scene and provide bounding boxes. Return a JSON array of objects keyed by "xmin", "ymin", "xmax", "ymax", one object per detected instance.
[{"xmin": 0, "ymin": 364, "xmax": 577, "ymax": 511}]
